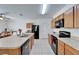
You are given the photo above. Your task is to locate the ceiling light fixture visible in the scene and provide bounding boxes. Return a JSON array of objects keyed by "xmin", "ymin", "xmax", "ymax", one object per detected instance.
[
  {"xmin": 0, "ymin": 17, "xmax": 3, "ymax": 20},
  {"xmin": 0, "ymin": 13, "xmax": 5, "ymax": 20},
  {"xmin": 0, "ymin": 15, "xmax": 4, "ymax": 20},
  {"xmin": 42, "ymin": 4, "xmax": 47, "ymax": 15}
]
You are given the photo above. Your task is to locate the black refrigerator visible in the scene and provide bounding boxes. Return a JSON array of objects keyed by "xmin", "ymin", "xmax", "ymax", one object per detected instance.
[{"xmin": 32, "ymin": 25, "xmax": 39, "ymax": 39}]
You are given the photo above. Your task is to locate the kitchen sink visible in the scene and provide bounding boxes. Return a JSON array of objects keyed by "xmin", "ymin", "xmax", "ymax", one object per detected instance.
[
  {"xmin": 20, "ymin": 35, "xmax": 29, "ymax": 37},
  {"xmin": 17, "ymin": 33, "xmax": 29, "ymax": 37}
]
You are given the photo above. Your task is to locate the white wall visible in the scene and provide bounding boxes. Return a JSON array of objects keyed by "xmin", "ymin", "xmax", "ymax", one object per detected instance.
[
  {"xmin": 7, "ymin": 19, "xmax": 40, "ymax": 32},
  {"xmin": 38, "ymin": 18, "xmax": 51, "ymax": 39},
  {"xmin": 6, "ymin": 18, "xmax": 51, "ymax": 39}
]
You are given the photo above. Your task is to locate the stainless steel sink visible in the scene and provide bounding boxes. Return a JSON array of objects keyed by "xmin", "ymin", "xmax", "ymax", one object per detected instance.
[
  {"xmin": 20, "ymin": 35, "xmax": 29, "ymax": 37},
  {"xmin": 17, "ymin": 33, "xmax": 29, "ymax": 37}
]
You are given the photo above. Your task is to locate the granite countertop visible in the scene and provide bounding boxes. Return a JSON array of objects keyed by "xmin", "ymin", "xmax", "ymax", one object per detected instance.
[
  {"xmin": 49, "ymin": 32, "xmax": 79, "ymax": 51},
  {"xmin": 0, "ymin": 33, "xmax": 34, "ymax": 49}
]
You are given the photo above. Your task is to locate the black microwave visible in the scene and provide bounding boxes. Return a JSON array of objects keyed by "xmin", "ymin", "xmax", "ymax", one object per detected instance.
[{"xmin": 55, "ymin": 19, "xmax": 64, "ymax": 28}]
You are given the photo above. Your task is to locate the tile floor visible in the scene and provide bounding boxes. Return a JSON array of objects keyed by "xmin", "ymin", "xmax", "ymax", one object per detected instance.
[{"xmin": 30, "ymin": 38, "xmax": 55, "ymax": 55}]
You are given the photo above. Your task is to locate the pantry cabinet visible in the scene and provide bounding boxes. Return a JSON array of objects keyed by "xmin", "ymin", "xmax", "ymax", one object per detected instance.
[
  {"xmin": 64, "ymin": 7, "xmax": 74, "ymax": 28},
  {"xmin": 58, "ymin": 40, "xmax": 65, "ymax": 55},
  {"xmin": 74, "ymin": 5, "xmax": 79, "ymax": 28}
]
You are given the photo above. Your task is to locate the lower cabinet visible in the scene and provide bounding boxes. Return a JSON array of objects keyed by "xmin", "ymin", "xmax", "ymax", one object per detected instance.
[
  {"xmin": 48, "ymin": 34, "xmax": 52, "ymax": 45},
  {"xmin": 65, "ymin": 44, "xmax": 79, "ymax": 55},
  {"xmin": 0, "ymin": 48, "xmax": 21, "ymax": 55},
  {"xmin": 58, "ymin": 40, "xmax": 65, "ymax": 55},
  {"xmin": 28, "ymin": 35, "xmax": 34, "ymax": 52},
  {"xmin": 58, "ymin": 40, "xmax": 79, "ymax": 55}
]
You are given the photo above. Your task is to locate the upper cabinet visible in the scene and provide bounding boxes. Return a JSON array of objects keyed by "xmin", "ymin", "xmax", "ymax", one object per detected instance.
[
  {"xmin": 64, "ymin": 7, "xmax": 74, "ymax": 28},
  {"xmin": 51, "ymin": 14, "xmax": 64, "ymax": 28},
  {"xmin": 58, "ymin": 14, "xmax": 64, "ymax": 20},
  {"xmin": 51, "ymin": 19, "xmax": 55, "ymax": 28},
  {"xmin": 74, "ymin": 5, "xmax": 79, "ymax": 28},
  {"xmin": 51, "ymin": 5, "xmax": 79, "ymax": 28},
  {"xmin": 51, "ymin": 16, "xmax": 61, "ymax": 28},
  {"xmin": 51, "ymin": 17, "xmax": 58, "ymax": 28}
]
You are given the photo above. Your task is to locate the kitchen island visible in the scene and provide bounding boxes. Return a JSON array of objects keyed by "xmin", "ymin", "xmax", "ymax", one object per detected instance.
[{"xmin": 0, "ymin": 33, "xmax": 34, "ymax": 55}]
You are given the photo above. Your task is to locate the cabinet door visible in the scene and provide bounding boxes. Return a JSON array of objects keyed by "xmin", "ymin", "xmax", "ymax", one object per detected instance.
[
  {"xmin": 31, "ymin": 35, "xmax": 34, "ymax": 46},
  {"xmin": 0, "ymin": 48, "xmax": 21, "ymax": 55},
  {"xmin": 28, "ymin": 39, "xmax": 32, "ymax": 52},
  {"xmin": 26, "ymin": 23, "xmax": 33, "ymax": 28},
  {"xmin": 58, "ymin": 40, "xmax": 65, "ymax": 55},
  {"xmin": 65, "ymin": 44, "xmax": 79, "ymax": 55},
  {"xmin": 58, "ymin": 14, "xmax": 64, "ymax": 20},
  {"xmin": 64, "ymin": 7, "xmax": 74, "ymax": 28},
  {"xmin": 48, "ymin": 34, "xmax": 51, "ymax": 45},
  {"xmin": 51, "ymin": 19, "xmax": 55, "ymax": 28},
  {"xmin": 74, "ymin": 5, "xmax": 79, "ymax": 28}
]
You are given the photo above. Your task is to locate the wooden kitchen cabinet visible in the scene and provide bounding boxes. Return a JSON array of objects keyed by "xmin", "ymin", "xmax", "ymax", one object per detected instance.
[
  {"xmin": 26, "ymin": 23, "xmax": 33, "ymax": 28},
  {"xmin": 58, "ymin": 40, "xmax": 65, "ymax": 55},
  {"xmin": 58, "ymin": 14, "xmax": 64, "ymax": 20},
  {"xmin": 74, "ymin": 5, "xmax": 79, "ymax": 28},
  {"xmin": 51, "ymin": 19, "xmax": 55, "ymax": 28},
  {"xmin": 55, "ymin": 17, "xmax": 59, "ymax": 21},
  {"xmin": 65, "ymin": 44, "xmax": 79, "ymax": 55},
  {"xmin": 28, "ymin": 39, "xmax": 32, "ymax": 52},
  {"xmin": 58, "ymin": 40, "xmax": 79, "ymax": 55},
  {"xmin": 28, "ymin": 35, "xmax": 34, "ymax": 52},
  {"xmin": 31, "ymin": 35, "xmax": 34, "ymax": 46},
  {"xmin": 48, "ymin": 34, "xmax": 52, "ymax": 45},
  {"xmin": 64, "ymin": 7, "xmax": 74, "ymax": 28},
  {"xmin": 0, "ymin": 48, "xmax": 21, "ymax": 55},
  {"xmin": 51, "ymin": 17, "xmax": 59, "ymax": 28}
]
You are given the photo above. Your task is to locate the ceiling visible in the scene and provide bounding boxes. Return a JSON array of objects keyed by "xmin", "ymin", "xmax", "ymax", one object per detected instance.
[{"xmin": 0, "ymin": 4, "xmax": 66, "ymax": 20}]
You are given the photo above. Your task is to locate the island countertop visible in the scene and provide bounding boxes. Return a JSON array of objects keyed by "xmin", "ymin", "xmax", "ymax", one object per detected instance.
[{"xmin": 0, "ymin": 33, "xmax": 34, "ymax": 49}]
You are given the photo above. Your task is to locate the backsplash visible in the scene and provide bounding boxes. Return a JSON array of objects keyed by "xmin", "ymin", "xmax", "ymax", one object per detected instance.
[{"xmin": 50, "ymin": 28, "xmax": 79, "ymax": 37}]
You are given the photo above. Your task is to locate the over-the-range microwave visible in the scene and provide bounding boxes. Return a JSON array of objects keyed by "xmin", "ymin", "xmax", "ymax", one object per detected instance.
[{"xmin": 55, "ymin": 19, "xmax": 64, "ymax": 28}]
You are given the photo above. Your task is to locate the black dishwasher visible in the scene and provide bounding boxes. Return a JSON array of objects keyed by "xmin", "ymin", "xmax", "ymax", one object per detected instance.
[{"xmin": 21, "ymin": 39, "xmax": 29, "ymax": 55}]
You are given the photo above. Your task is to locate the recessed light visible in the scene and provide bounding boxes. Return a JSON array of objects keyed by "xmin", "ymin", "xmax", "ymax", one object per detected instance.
[{"xmin": 42, "ymin": 4, "xmax": 47, "ymax": 15}]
